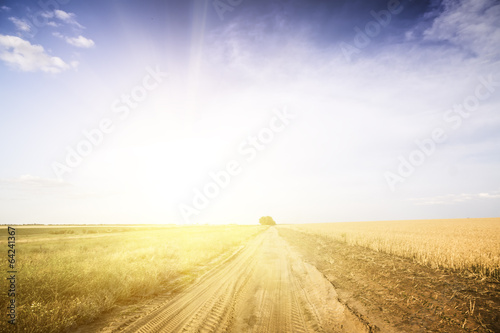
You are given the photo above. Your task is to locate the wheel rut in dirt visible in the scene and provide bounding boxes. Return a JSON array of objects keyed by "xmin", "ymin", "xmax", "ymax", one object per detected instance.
[{"xmin": 115, "ymin": 228, "xmax": 370, "ymax": 333}]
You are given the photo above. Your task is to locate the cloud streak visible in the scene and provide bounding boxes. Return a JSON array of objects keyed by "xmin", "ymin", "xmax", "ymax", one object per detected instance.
[
  {"xmin": 54, "ymin": 9, "xmax": 85, "ymax": 29},
  {"xmin": 8, "ymin": 17, "xmax": 31, "ymax": 32},
  {"xmin": 53, "ymin": 32, "xmax": 95, "ymax": 48},
  {"xmin": 409, "ymin": 190, "xmax": 500, "ymax": 206},
  {"xmin": 0, "ymin": 175, "xmax": 71, "ymax": 189}
]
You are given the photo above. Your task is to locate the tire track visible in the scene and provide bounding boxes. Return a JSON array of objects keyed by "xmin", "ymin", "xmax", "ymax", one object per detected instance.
[{"xmin": 117, "ymin": 228, "xmax": 372, "ymax": 333}]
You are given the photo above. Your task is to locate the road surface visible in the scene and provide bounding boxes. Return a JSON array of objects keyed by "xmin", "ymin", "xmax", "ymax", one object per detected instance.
[{"xmin": 117, "ymin": 228, "xmax": 369, "ymax": 333}]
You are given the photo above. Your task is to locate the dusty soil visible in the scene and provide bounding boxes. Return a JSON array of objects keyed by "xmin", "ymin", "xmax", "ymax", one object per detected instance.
[
  {"xmin": 82, "ymin": 228, "xmax": 373, "ymax": 332},
  {"xmin": 277, "ymin": 227, "xmax": 500, "ymax": 333}
]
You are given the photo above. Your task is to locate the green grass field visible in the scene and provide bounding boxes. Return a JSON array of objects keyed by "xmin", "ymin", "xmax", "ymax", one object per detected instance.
[{"xmin": 0, "ymin": 225, "xmax": 265, "ymax": 333}]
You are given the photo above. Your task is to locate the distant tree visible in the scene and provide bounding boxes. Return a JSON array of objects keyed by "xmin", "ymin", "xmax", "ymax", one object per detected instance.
[{"xmin": 259, "ymin": 216, "xmax": 276, "ymax": 226}]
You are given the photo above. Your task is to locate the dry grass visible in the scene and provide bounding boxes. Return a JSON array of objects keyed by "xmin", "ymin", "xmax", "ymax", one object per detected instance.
[
  {"xmin": 286, "ymin": 218, "xmax": 500, "ymax": 280},
  {"xmin": 0, "ymin": 225, "xmax": 264, "ymax": 333}
]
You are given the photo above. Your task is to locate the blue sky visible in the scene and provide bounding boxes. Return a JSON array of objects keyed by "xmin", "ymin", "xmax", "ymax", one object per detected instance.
[{"xmin": 0, "ymin": 0, "xmax": 499, "ymax": 224}]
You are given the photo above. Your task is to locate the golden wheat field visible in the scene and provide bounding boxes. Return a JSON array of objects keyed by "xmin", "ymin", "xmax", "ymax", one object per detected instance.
[{"xmin": 285, "ymin": 218, "xmax": 500, "ymax": 280}]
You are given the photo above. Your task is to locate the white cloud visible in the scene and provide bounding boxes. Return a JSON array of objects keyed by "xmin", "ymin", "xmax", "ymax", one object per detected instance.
[
  {"xmin": 478, "ymin": 192, "xmax": 500, "ymax": 199},
  {"xmin": 0, "ymin": 6, "xmax": 10, "ymax": 12},
  {"xmin": 53, "ymin": 32, "xmax": 95, "ymax": 48},
  {"xmin": 66, "ymin": 35, "xmax": 95, "ymax": 48},
  {"xmin": 423, "ymin": 0, "xmax": 500, "ymax": 59},
  {"xmin": 37, "ymin": 11, "xmax": 63, "ymax": 27},
  {"xmin": 0, "ymin": 34, "xmax": 75, "ymax": 73},
  {"xmin": 0, "ymin": 175, "xmax": 119, "ymax": 204},
  {"xmin": 0, "ymin": 175, "xmax": 71, "ymax": 188},
  {"xmin": 8, "ymin": 17, "xmax": 31, "ymax": 32},
  {"xmin": 54, "ymin": 9, "xmax": 84, "ymax": 29},
  {"xmin": 409, "ymin": 191, "xmax": 500, "ymax": 205},
  {"xmin": 0, "ymin": 175, "xmax": 93, "ymax": 205},
  {"xmin": 40, "ymin": 11, "xmax": 54, "ymax": 18}
]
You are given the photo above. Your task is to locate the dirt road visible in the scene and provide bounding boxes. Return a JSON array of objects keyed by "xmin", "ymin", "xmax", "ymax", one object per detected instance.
[{"xmin": 114, "ymin": 228, "xmax": 369, "ymax": 333}]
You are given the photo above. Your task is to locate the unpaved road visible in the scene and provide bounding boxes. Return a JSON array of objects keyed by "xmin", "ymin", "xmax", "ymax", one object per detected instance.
[{"xmin": 112, "ymin": 228, "xmax": 370, "ymax": 333}]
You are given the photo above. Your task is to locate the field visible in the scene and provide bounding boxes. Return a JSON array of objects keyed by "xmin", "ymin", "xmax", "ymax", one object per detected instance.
[
  {"xmin": 1, "ymin": 219, "xmax": 499, "ymax": 332},
  {"xmin": 0, "ymin": 225, "xmax": 264, "ymax": 333},
  {"xmin": 286, "ymin": 218, "xmax": 500, "ymax": 280},
  {"xmin": 278, "ymin": 218, "xmax": 500, "ymax": 332}
]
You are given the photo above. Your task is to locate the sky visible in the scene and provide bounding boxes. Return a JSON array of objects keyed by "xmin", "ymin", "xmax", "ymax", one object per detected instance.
[{"xmin": 0, "ymin": 0, "xmax": 499, "ymax": 225}]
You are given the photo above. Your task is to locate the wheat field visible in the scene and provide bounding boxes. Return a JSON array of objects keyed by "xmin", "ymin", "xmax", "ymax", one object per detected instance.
[{"xmin": 286, "ymin": 218, "xmax": 500, "ymax": 280}]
